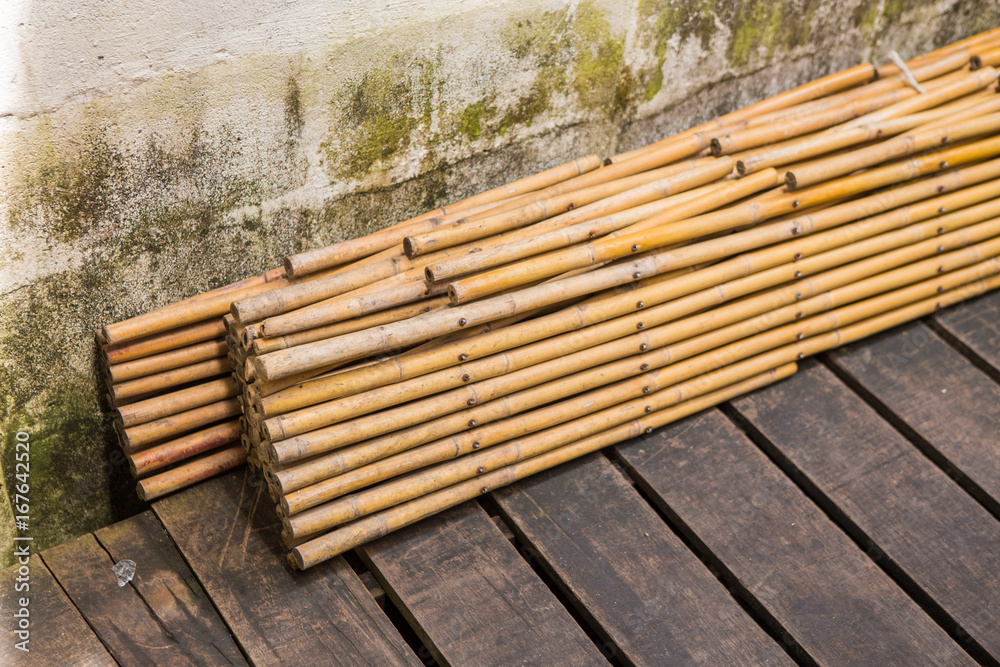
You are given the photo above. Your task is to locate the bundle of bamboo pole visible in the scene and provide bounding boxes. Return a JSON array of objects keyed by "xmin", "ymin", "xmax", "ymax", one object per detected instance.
[{"xmin": 99, "ymin": 29, "xmax": 1000, "ymax": 567}]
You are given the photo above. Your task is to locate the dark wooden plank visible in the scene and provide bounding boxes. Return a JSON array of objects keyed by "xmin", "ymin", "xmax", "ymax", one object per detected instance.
[
  {"xmin": 614, "ymin": 408, "xmax": 974, "ymax": 666},
  {"xmin": 492, "ymin": 454, "xmax": 793, "ymax": 666},
  {"xmin": 92, "ymin": 511, "xmax": 246, "ymax": 665},
  {"xmin": 153, "ymin": 469, "xmax": 418, "ymax": 667},
  {"xmin": 827, "ymin": 321, "xmax": 1000, "ymax": 514},
  {"xmin": 360, "ymin": 501, "xmax": 608, "ymax": 667},
  {"xmin": 933, "ymin": 290, "xmax": 1000, "ymax": 374},
  {"xmin": 0, "ymin": 553, "xmax": 115, "ymax": 666},
  {"xmin": 733, "ymin": 363, "xmax": 1000, "ymax": 661},
  {"xmin": 43, "ymin": 531, "xmax": 234, "ymax": 665}
]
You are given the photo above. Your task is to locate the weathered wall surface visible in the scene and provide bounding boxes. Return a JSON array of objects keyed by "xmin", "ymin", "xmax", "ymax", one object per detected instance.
[{"xmin": 0, "ymin": 0, "xmax": 995, "ymax": 563}]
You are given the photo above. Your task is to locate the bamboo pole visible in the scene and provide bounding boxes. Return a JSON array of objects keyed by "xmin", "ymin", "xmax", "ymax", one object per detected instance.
[
  {"xmin": 254, "ymin": 153, "xmax": 1000, "ymax": 386},
  {"xmin": 285, "ymin": 155, "xmax": 603, "ymax": 277},
  {"xmin": 136, "ymin": 446, "xmax": 247, "ymax": 501},
  {"xmin": 402, "ymin": 158, "xmax": 734, "ymax": 258},
  {"xmin": 277, "ymin": 246, "xmax": 1000, "ymax": 510},
  {"xmin": 285, "ymin": 267, "xmax": 1000, "ymax": 555},
  {"xmin": 111, "ymin": 357, "xmax": 231, "ymax": 402},
  {"xmin": 108, "ymin": 339, "xmax": 229, "ymax": 383},
  {"xmin": 117, "ymin": 377, "xmax": 238, "ymax": 428},
  {"xmin": 129, "ymin": 420, "xmax": 242, "ymax": 477},
  {"xmin": 234, "ymin": 157, "xmax": 726, "ymax": 325},
  {"xmin": 122, "ymin": 398, "xmax": 242, "ymax": 452},
  {"xmin": 447, "ymin": 136, "xmax": 1000, "ymax": 305},
  {"xmin": 266, "ymin": 215, "xmax": 1000, "ymax": 464},
  {"xmin": 424, "ymin": 169, "xmax": 776, "ymax": 283},
  {"xmin": 104, "ymin": 318, "xmax": 228, "ymax": 365},
  {"xmin": 786, "ymin": 106, "xmax": 1000, "ymax": 189}
]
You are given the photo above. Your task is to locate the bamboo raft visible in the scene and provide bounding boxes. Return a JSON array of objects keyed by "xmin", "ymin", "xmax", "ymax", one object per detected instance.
[{"xmin": 97, "ymin": 27, "xmax": 1000, "ymax": 570}]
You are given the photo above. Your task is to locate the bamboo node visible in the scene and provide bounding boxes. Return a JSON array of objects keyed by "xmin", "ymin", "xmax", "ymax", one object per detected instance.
[
  {"xmin": 567, "ymin": 202, "xmax": 575, "ymax": 210},
  {"xmin": 636, "ymin": 301, "xmax": 644, "ymax": 309},
  {"xmin": 642, "ymin": 386, "xmax": 651, "ymax": 394},
  {"xmin": 631, "ymin": 244, "xmax": 640, "ymax": 252},
  {"xmin": 794, "ymin": 253, "xmax": 803, "ymax": 260},
  {"xmin": 797, "ymin": 352, "xmax": 805, "ymax": 360},
  {"xmin": 796, "ymin": 312, "xmax": 804, "ymax": 319},
  {"xmin": 480, "ymin": 487, "xmax": 489, "ymax": 494},
  {"xmin": 472, "ymin": 442, "xmax": 481, "ymax": 449},
  {"xmin": 938, "ymin": 207, "xmax": 946, "ymax": 214},
  {"xmin": 476, "ymin": 466, "xmax": 485, "ymax": 474},
  {"xmin": 633, "ymin": 272, "xmax": 641, "ymax": 279},
  {"xmin": 937, "ymin": 245, "xmax": 945, "ymax": 252},
  {"xmin": 797, "ymin": 333, "xmax": 805, "ymax": 340},
  {"xmin": 935, "ymin": 302, "xmax": 943, "ymax": 309},
  {"xmin": 636, "ymin": 322, "xmax": 645, "ymax": 329},
  {"xmin": 640, "ymin": 363, "xmax": 650, "ymax": 371},
  {"xmin": 467, "ymin": 398, "xmax": 476, "ymax": 406},
  {"xmin": 458, "ymin": 318, "xmax": 467, "ymax": 326},
  {"xmin": 792, "ymin": 200, "xmax": 800, "ymax": 208},
  {"xmin": 938, "ymin": 186, "xmax": 947, "ymax": 193},
  {"xmin": 462, "ymin": 374, "xmax": 471, "ymax": 382},
  {"xmin": 468, "ymin": 419, "xmax": 477, "ymax": 427},
  {"xmin": 639, "ymin": 343, "xmax": 648, "ymax": 351},
  {"xmin": 791, "ymin": 225, "xmax": 801, "ymax": 235},
  {"xmin": 644, "ymin": 427, "xmax": 653, "ymax": 435},
  {"xmin": 937, "ymin": 227, "xmax": 945, "ymax": 234},
  {"xmin": 795, "ymin": 271, "xmax": 803, "ymax": 278},
  {"xmin": 645, "ymin": 406, "xmax": 652, "ymax": 413},
  {"xmin": 937, "ymin": 285, "xmax": 945, "ymax": 293},
  {"xmin": 795, "ymin": 293, "xmax": 803, "ymax": 300},
  {"xmin": 938, "ymin": 265, "xmax": 945, "ymax": 272},
  {"xmin": 940, "ymin": 161, "xmax": 948, "ymax": 168},
  {"xmin": 458, "ymin": 354, "xmax": 468, "ymax": 361}
]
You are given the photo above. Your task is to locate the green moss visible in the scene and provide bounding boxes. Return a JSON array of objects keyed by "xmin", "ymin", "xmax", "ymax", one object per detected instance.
[
  {"xmin": 643, "ymin": 68, "xmax": 664, "ymax": 102},
  {"xmin": 284, "ymin": 75, "xmax": 304, "ymax": 138},
  {"xmin": 459, "ymin": 100, "xmax": 496, "ymax": 140}
]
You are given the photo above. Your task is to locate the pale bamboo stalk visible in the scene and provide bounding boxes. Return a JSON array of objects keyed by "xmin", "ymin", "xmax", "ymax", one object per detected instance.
[
  {"xmin": 447, "ymin": 136, "xmax": 1000, "ymax": 305},
  {"xmin": 262, "ymin": 172, "xmax": 998, "ymax": 460},
  {"xmin": 117, "ymin": 377, "xmax": 238, "ymax": 428},
  {"xmin": 136, "ymin": 446, "xmax": 246, "ymax": 501},
  {"xmin": 284, "ymin": 353, "xmax": 804, "ymax": 540},
  {"xmin": 266, "ymin": 216, "xmax": 1000, "ymax": 458},
  {"xmin": 712, "ymin": 87, "xmax": 915, "ymax": 156},
  {"xmin": 252, "ymin": 296, "xmax": 451, "ymax": 355},
  {"xmin": 254, "ymin": 152, "xmax": 1000, "ymax": 385},
  {"xmin": 237, "ymin": 157, "xmax": 722, "ymax": 325},
  {"xmin": 290, "ymin": 363, "xmax": 796, "ymax": 568},
  {"xmin": 277, "ymin": 246, "xmax": 1000, "ymax": 509},
  {"xmin": 104, "ymin": 318, "xmax": 228, "ymax": 365},
  {"xmin": 284, "ymin": 264, "xmax": 1000, "ymax": 544},
  {"xmin": 424, "ymin": 169, "xmax": 775, "ymax": 283},
  {"xmin": 108, "ymin": 339, "xmax": 228, "ymax": 383},
  {"xmin": 402, "ymin": 158, "xmax": 734, "ymax": 258},
  {"xmin": 111, "ymin": 357, "xmax": 231, "ymax": 402},
  {"xmin": 285, "ymin": 155, "xmax": 603, "ymax": 277},
  {"xmin": 786, "ymin": 107, "xmax": 1000, "ymax": 189},
  {"xmin": 122, "ymin": 398, "xmax": 242, "ymax": 452},
  {"xmin": 612, "ymin": 63, "xmax": 878, "ymax": 163},
  {"xmin": 258, "ymin": 267, "xmax": 697, "ymax": 416},
  {"xmin": 129, "ymin": 420, "xmax": 242, "ymax": 477}
]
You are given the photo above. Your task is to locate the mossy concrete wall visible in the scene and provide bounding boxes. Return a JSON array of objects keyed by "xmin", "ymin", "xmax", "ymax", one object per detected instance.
[{"xmin": 0, "ymin": 0, "xmax": 995, "ymax": 564}]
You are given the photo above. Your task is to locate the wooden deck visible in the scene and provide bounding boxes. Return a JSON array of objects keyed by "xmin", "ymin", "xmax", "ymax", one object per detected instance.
[{"xmin": 4, "ymin": 291, "xmax": 1000, "ymax": 666}]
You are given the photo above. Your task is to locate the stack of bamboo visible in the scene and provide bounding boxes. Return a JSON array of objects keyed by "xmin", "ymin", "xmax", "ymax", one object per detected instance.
[{"xmin": 99, "ymin": 28, "xmax": 1000, "ymax": 568}]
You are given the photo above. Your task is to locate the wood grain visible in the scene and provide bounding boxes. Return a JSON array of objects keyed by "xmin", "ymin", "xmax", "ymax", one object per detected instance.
[
  {"xmin": 614, "ymin": 408, "xmax": 974, "ymax": 666},
  {"xmin": 154, "ymin": 469, "xmax": 418, "ymax": 666},
  {"xmin": 494, "ymin": 454, "xmax": 793, "ymax": 666},
  {"xmin": 828, "ymin": 321, "xmax": 1000, "ymax": 514},
  {"xmin": 43, "ymin": 530, "xmax": 236, "ymax": 666},
  {"xmin": 734, "ymin": 363, "xmax": 1000, "ymax": 661},
  {"xmin": 360, "ymin": 501, "xmax": 607, "ymax": 667},
  {"xmin": 934, "ymin": 290, "xmax": 1000, "ymax": 373},
  {"xmin": 0, "ymin": 554, "xmax": 114, "ymax": 667},
  {"xmin": 94, "ymin": 511, "xmax": 246, "ymax": 664}
]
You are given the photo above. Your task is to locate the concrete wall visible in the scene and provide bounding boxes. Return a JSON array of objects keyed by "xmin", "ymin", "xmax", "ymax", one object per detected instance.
[{"xmin": 0, "ymin": 0, "xmax": 995, "ymax": 564}]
